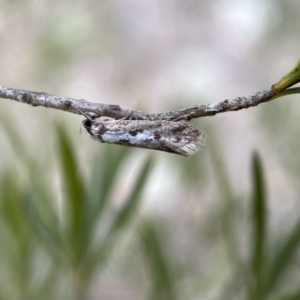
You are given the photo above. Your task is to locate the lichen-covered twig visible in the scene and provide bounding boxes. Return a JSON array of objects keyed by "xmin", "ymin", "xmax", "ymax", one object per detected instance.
[
  {"xmin": 1, "ymin": 59, "xmax": 300, "ymax": 122},
  {"xmin": 0, "ymin": 85, "xmax": 276, "ymax": 122},
  {"xmin": 0, "ymin": 58, "xmax": 299, "ymax": 155}
]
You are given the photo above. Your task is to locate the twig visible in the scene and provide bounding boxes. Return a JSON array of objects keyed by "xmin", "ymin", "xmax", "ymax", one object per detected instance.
[
  {"xmin": 1, "ymin": 58, "xmax": 300, "ymax": 122},
  {"xmin": 0, "ymin": 85, "xmax": 276, "ymax": 121},
  {"xmin": 0, "ymin": 55, "xmax": 300, "ymax": 156},
  {"xmin": 0, "ymin": 59, "xmax": 299, "ymax": 155}
]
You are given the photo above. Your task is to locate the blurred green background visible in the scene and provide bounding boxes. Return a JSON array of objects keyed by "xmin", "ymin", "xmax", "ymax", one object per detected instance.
[{"xmin": 0, "ymin": 0, "xmax": 300, "ymax": 299}]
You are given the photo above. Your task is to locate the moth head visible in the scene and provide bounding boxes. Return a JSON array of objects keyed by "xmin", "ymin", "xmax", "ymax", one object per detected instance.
[
  {"xmin": 80, "ymin": 118, "xmax": 92, "ymax": 135},
  {"xmin": 82, "ymin": 118, "xmax": 92, "ymax": 128}
]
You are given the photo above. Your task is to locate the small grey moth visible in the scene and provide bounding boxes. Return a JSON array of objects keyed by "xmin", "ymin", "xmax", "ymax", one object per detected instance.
[{"xmin": 75, "ymin": 109, "xmax": 206, "ymax": 156}]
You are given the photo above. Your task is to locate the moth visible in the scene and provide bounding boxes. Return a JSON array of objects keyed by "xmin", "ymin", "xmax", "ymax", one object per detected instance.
[{"xmin": 75, "ymin": 109, "xmax": 206, "ymax": 156}]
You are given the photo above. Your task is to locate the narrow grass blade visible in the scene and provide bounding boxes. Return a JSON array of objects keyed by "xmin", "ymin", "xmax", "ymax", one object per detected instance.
[
  {"xmin": 209, "ymin": 135, "xmax": 241, "ymax": 264},
  {"xmin": 140, "ymin": 220, "xmax": 177, "ymax": 300},
  {"xmin": 250, "ymin": 152, "xmax": 267, "ymax": 297},
  {"xmin": 89, "ymin": 146, "xmax": 130, "ymax": 223},
  {"xmin": 266, "ymin": 219, "xmax": 300, "ymax": 294},
  {"xmin": 0, "ymin": 112, "xmax": 57, "ymax": 223},
  {"xmin": 0, "ymin": 173, "xmax": 37, "ymax": 298},
  {"xmin": 110, "ymin": 156, "xmax": 153, "ymax": 233},
  {"xmin": 56, "ymin": 124, "xmax": 86, "ymax": 261},
  {"xmin": 87, "ymin": 156, "xmax": 153, "ymax": 273},
  {"xmin": 279, "ymin": 287, "xmax": 300, "ymax": 300}
]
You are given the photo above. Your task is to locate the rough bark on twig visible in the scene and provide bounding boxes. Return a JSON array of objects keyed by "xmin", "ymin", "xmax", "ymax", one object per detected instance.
[{"xmin": 0, "ymin": 85, "xmax": 275, "ymax": 121}]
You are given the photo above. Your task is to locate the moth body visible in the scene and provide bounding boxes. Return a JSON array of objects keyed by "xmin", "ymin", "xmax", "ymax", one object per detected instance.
[{"xmin": 80, "ymin": 118, "xmax": 205, "ymax": 156}]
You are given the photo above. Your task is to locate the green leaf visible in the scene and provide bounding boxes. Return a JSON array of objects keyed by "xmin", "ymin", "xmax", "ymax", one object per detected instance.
[
  {"xmin": 89, "ymin": 145, "xmax": 130, "ymax": 224},
  {"xmin": 19, "ymin": 190, "xmax": 65, "ymax": 262},
  {"xmin": 250, "ymin": 152, "xmax": 267, "ymax": 297},
  {"xmin": 56, "ymin": 124, "xmax": 86, "ymax": 263},
  {"xmin": 209, "ymin": 134, "xmax": 241, "ymax": 264},
  {"xmin": 272, "ymin": 58, "xmax": 300, "ymax": 93},
  {"xmin": 0, "ymin": 111, "xmax": 57, "ymax": 223},
  {"xmin": 0, "ymin": 173, "xmax": 28, "ymax": 238},
  {"xmin": 87, "ymin": 156, "xmax": 153, "ymax": 273},
  {"xmin": 140, "ymin": 220, "xmax": 177, "ymax": 300},
  {"xmin": 266, "ymin": 219, "xmax": 300, "ymax": 294},
  {"xmin": 278, "ymin": 287, "xmax": 300, "ymax": 300},
  {"xmin": 110, "ymin": 156, "xmax": 153, "ymax": 232},
  {"xmin": 0, "ymin": 173, "xmax": 39, "ymax": 298}
]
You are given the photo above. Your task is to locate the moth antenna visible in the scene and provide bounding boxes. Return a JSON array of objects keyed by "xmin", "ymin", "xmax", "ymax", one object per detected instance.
[
  {"xmin": 71, "ymin": 105, "xmax": 94, "ymax": 121},
  {"xmin": 120, "ymin": 111, "xmax": 134, "ymax": 120}
]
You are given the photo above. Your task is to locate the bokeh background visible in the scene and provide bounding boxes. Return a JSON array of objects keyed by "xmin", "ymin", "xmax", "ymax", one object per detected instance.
[{"xmin": 0, "ymin": 0, "xmax": 300, "ymax": 299}]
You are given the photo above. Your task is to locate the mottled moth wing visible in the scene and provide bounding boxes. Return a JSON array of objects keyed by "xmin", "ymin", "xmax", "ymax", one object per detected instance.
[{"xmin": 81, "ymin": 119, "xmax": 206, "ymax": 156}]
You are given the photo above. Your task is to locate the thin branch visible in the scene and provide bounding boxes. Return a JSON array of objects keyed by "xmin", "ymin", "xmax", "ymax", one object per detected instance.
[
  {"xmin": 1, "ymin": 59, "xmax": 300, "ymax": 156},
  {"xmin": 1, "ymin": 59, "xmax": 300, "ymax": 122},
  {"xmin": 0, "ymin": 85, "xmax": 276, "ymax": 121}
]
